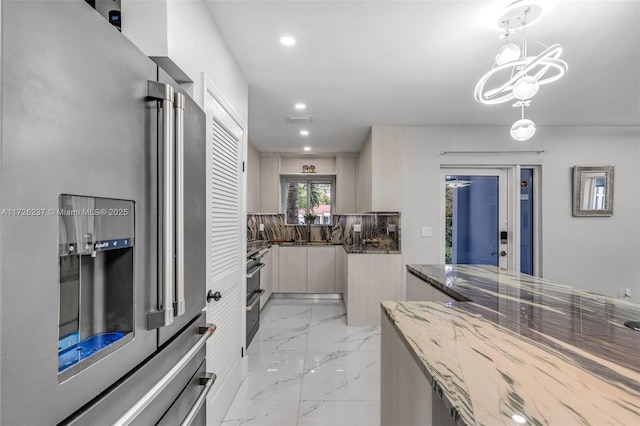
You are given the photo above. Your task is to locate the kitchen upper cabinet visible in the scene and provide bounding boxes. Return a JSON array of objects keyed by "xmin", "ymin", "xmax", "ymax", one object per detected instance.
[
  {"xmin": 247, "ymin": 144, "xmax": 261, "ymax": 212},
  {"xmin": 280, "ymin": 157, "xmax": 336, "ymax": 174},
  {"xmin": 356, "ymin": 126, "xmax": 402, "ymax": 213},
  {"xmin": 260, "ymin": 155, "xmax": 280, "ymax": 213},
  {"xmin": 278, "ymin": 246, "xmax": 307, "ymax": 292},
  {"xmin": 336, "ymin": 155, "xmax": 357, "ymax": 213},
  {"xmin": 307, "ymin": 246, "xmax": 336, "ymax": 293}
]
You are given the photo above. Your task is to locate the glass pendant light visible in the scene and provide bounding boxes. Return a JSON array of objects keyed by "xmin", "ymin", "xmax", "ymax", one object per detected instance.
[
  {"xmin": 474, "ymin": 1, "xmax": 568, "ymax": 141},
  {"xmin": 510, "ymin": 118, "xmax": 536, "ymax": 141},
  {"xmin": 513, "ymin": 75, "xmax": 540, "ymax": 100},
  {"xmin": 496, "ymin": 42, "xmax": 521, "ymax": 65}
]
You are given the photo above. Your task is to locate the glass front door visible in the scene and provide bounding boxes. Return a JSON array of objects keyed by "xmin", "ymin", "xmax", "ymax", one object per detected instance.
[
  {"xmin": 444, "ymin": 169, "xmax": 508, "ymax": 269},
  {"xmin": 443, "ymin": 167, "xmax": 537, "ymax": 274}
]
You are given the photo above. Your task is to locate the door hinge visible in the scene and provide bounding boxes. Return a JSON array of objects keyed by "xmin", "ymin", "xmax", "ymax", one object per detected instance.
[
  {"xmin": 241, "ymin": 346, "xmax": 244, "ymax": 358},
  {"xmin": 242, "ymin": 161, "xmax": 245, "ymax": 172}
]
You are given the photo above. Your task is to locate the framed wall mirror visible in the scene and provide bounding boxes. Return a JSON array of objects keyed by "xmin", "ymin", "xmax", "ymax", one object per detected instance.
[{"xmin": 572, "ymin": 166, "xmax": 614, "ymax": 217}]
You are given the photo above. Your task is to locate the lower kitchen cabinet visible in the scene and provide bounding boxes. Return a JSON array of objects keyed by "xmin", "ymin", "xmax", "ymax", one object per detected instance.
[
  {"xmin": 406, "ymin": 272, "xmax": 456, "ymax": 303},
  {"xmin": 307, "ymin": 246, "xmax": 336, "ymax": 293},
  {"xmin": 347, "ymin": 253, "xmax": 401, "ymax": 326},
  {"xmin": 277, "ymin": 245, "xmax": 337, "ymax": 293},
  {"xmin": 381, "ymin": 312, "xmax": 457, "ymax": 426},
  {"xmin": 278, "ymin": 246, "xmax": 307, "ymax": 292}
]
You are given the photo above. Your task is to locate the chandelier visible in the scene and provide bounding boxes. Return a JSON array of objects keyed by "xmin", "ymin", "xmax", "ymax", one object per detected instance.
[{"xmin": 474, "ymin": 0, "xmax": 568, "ymax": 141}]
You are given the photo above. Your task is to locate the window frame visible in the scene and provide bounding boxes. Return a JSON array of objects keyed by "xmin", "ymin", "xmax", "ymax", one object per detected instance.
[{"xmin": 280, "ymin": 174, "xmax": 336, "ymax": 225}]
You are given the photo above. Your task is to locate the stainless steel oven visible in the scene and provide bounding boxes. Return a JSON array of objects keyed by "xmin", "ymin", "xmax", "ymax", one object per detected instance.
[{"xmin": 246, "ymin": 250, "xmax": 266, "ymax": 347}]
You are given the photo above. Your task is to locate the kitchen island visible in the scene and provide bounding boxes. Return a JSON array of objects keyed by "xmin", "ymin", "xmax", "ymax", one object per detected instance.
[{"xmin": 381, "ymin": 265, "xmax": 640, "ymax": 425}]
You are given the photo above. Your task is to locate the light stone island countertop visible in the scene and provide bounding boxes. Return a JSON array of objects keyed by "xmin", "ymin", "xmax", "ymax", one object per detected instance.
[{"xmin": 381, "ymin": 264, "xmax": 640, "ymax": 425}]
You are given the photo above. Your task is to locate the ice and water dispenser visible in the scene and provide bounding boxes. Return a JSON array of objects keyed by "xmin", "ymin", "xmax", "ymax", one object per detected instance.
[{"xmin": 58, "ymin": 195, "xmax": 135, "ymax": 381}]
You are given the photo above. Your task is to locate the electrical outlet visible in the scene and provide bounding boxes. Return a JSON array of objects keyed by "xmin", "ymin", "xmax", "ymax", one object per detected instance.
[
  {"xmin": 259, "ymin": 224, "xmax": 264, "ymax": 232},
  {"xmin": 622, "ymin": 288, "xmax": 632, "ymax": 299},
  {"xmin": 353, "ymin": 224, "xmax": 362, "ymax": 232},
  {"xmin": 421, "ymin": 227, "xmax": 432, "ymax": 238}
]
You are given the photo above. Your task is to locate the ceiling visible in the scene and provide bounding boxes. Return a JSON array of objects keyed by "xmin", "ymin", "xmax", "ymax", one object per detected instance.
[{"xmin": 205, "ymin": 0, "xmax": 640, "ymax": 153}]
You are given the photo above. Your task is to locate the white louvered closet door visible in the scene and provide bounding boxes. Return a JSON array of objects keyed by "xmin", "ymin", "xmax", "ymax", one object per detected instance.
[{"xmin": 204, "ymin": 92, "xmax": 244, "ymax": 425}]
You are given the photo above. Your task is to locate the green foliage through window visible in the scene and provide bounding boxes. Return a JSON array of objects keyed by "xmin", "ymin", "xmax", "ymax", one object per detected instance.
[{"xmin": 282, "ymin": 177, "xmax": 334, "ymax": 225}]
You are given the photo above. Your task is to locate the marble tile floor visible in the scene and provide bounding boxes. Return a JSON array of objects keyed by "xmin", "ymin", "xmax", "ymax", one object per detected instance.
[{"xmin": 222, "ymin": 299, "xmax": 381, "ymax": 426}]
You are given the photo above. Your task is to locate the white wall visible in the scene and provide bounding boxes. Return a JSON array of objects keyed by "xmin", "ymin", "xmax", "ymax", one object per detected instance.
[
  {"xmin": 402, "ymin": 125, "xmax": 640, "ymax": 303},
  {"xmin": 165, "ymin": 1, "xmax": 247, "ymax": 117},
  {"xmin": 122, "ymin": 0, "xmax": 248, "ymax": 121}
]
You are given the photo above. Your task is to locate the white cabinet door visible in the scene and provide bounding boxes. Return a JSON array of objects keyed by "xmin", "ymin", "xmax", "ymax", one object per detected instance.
[
  {"xmin": 431, "ymin": 286, "xmax": 455, "ymax": 303},
  {"xmin": 307, "ymin": 246, "xmax": 336, "ymax": 293},
  {"xmin": 278, "ymin": 246, "xmax": 307, "ymax": 292},
  {"xmin": 271, "ymin": 245, "xmax": 279, "ymax": 292},
  {"xmin": 347, "ymin": 254, "xmax": 401, "ymax": 326},
  {"xmin": 335, "ymin": 246, "xmax": 346, "ymax": 295},
  {"xmin": 406, "ymin": 273, "xmax": 456, "ymax": 303},
  {"xmin": 406, "ymin": 273, "xmax": 432, "ymax": 301}
]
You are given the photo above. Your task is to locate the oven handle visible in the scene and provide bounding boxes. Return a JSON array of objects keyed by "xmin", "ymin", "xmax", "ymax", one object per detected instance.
[
  {"xmin": 112, "ymin": 324, "xmax": 216, "ymax": 426},
  {"xmin": 246, "ymin": 290, "xmax": 265, "ymax": 311},
  {"xmin": 179, "ymin": 372, "xmax": 217, "ymax": 426},
  {"xmin": 246, "ymin": 263, "xmax": 265, "ymax": 279},
  {"xmin": 256, "ymin": 247, "xmax": 270, "ymax": 258}
]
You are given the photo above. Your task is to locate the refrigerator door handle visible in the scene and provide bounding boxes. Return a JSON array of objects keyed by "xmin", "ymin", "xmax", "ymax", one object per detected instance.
[
  {"xmin": 174, "ymin": 92, "xmax": 186, "ymax": 317},
  {"xmin": 147, "ymin": 80, "xmax": 176, "ymax": 329},
  {"xmin": 113, "ymin": 324, "xmax": 217, "ymax": 426},
  {"xmin": 179, "ymin": 372, "xmax": 217, "ymax": 426}
]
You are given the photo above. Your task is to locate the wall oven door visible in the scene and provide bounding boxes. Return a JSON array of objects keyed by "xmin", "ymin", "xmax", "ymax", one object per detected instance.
[{"xmin": 246, "ymin": 262, "xmax": 265, "ymax": 347}]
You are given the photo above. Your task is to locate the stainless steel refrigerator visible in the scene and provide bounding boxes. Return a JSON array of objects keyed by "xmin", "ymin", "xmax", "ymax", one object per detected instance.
[{"xmin": 1, "ymin": 1, "xmax": 214, "ymax": 424}]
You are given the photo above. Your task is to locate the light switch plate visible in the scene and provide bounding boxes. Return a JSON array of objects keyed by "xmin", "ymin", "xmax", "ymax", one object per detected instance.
[
  {"xmin": 259, "ymin": 224, "xmax": 264, "ymax": 231},
  {"xmin": 421, "ymin": 226, "xmax": 432, "ymax": 238}
]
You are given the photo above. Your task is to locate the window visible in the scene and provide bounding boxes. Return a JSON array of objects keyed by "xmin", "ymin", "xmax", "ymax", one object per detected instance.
[{"xmin": 281, "ymin": 176, "xmax": 335, "ymax": 225}]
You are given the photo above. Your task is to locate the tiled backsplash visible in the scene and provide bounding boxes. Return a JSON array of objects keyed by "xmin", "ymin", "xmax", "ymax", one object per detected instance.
[{"xmin": 247, "ymin": 213, "xmax": 401, "ymax": 251}]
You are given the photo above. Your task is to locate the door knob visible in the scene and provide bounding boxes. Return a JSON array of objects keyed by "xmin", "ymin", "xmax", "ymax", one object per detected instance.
[
  {"xmin": 207, "ymin": 290, "xmax": 222, "ymax": 302},
  {"xmin": 491, "ymin": 251, "xmax": 507, "ymax": 257}
]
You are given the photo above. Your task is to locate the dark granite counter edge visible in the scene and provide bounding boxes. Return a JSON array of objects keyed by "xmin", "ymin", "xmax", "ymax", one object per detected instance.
[
  {"xmin": 406, "ymin": 266, "xmax": 471, "ymax": 302},
  {"xmin": 381, "ymin": 304, "xmax": 468, "ymax": 426}
]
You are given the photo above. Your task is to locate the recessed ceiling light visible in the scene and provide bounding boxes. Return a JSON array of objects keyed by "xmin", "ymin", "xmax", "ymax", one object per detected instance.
[
  {"xmin": 303, "ymin": 147, "xmax": 311, "ymax": 152},
  {"xmin": 280, "ymin": 36, "xmax": 296, "ymax": 46},
  {"xmin": 295, "ymin": 103, "xmax": 306, "ymax": 110},
  {"xmin": 300, "ymin": 130, "xmax": 309, "ymax": 136}
]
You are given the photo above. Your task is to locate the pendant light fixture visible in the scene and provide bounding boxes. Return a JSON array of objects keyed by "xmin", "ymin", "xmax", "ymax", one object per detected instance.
[{"xmin": 474, "ymin": 0, "xmax": 568, "ymax": 141}]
